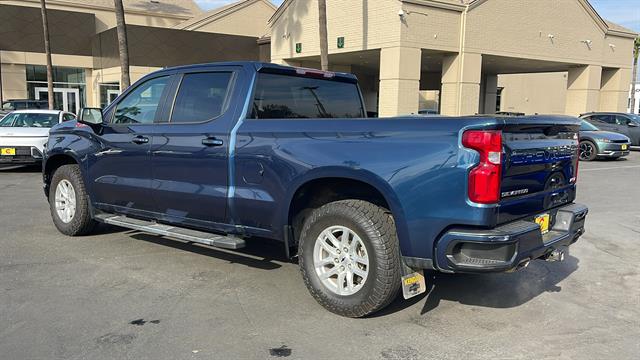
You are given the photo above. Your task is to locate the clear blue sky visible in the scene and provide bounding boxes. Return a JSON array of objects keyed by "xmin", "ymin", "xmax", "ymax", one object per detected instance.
[{"xmin": 195, "ymin": 0, "xmax": 639, "ymax": 32}]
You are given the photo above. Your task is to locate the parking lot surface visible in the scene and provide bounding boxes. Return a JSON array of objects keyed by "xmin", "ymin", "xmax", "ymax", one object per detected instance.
[{"xmin": 1, "ymin": 153, "xmax": 639, "ymax": 360}]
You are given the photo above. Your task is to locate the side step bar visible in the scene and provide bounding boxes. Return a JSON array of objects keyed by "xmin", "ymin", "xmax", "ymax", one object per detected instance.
[{"xmin": 95, "ymin": 214, "xmax": 246, "ymax": 250}]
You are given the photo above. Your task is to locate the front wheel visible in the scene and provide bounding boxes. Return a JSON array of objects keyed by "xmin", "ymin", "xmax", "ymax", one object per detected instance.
[
  {"xmin": 49, "ymin": 164, "xmax": 97, "ymax": 236},
  {"xmin": 579, "ymin": 140, "xmax": 597, "ymax": 161},
  {"xmin": 298, "ymin": 200, "xmax": 401, "ymax": 317}
]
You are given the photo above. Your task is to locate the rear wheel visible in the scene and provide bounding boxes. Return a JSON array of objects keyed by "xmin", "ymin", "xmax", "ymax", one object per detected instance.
[
  {"xmin": 579, "ymin": 140, "xmax": 597, "ymax": 161},
  {"xmin": 49, "ymin": 164, "xmax": 97, "ymax": 236},
  {"xmin": 298, "ymin": 200, "xmax": 401, "ymax": 317}
]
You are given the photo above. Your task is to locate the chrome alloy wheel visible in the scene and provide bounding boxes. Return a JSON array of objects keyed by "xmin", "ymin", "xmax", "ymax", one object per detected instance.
[
  {"xmin": 313, "ymin": 225, "xmax": 369, "ymax": 296},
  {"xmin": 54, "ymin": 179, "xmax": 76, "ymax": 223},
  {"xmin": 579, "ymin": 142, "xmax": 595, "ymax": 160}
]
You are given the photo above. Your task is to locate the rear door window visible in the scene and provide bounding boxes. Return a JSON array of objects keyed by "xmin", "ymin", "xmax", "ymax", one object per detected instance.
[
  {"xmin": 594, "ymin": 115, "xmax": 614, "ymax": 124},
  {"xmin": 170, "ymin": 72, "xmax": 233, "ymax": 123},
  {"xmin": 251, "ymin": 73, "xmax": 364, "ymax": 119}
]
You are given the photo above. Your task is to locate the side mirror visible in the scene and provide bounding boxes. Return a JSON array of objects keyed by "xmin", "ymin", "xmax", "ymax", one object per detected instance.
[
  {"xmin": 78, "ymin": 108, "xmax": 104, "ymax": 125},
  {"xmin": 628, "ymin": 122, "xmax": 638, "ymax": 128}
]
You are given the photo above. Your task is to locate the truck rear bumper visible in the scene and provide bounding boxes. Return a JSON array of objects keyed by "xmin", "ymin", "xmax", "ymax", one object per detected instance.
[{"xmin": 431, "ymin": 203, "xmax": 588, "ymax": 273}]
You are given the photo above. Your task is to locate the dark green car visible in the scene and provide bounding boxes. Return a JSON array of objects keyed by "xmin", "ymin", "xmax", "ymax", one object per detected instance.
[{"xmin": 578, "ymin": 120, "xmax": 630, "ymax": 161}]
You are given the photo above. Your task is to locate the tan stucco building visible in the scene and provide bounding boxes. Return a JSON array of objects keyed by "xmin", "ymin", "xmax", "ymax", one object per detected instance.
[
  {"xmin": 268, "ymin": 0, "xmax": 638, "ymax": 117},
  {"xmin": 0, "ymin": 0, "xmax": 275, "ymax": 113}
]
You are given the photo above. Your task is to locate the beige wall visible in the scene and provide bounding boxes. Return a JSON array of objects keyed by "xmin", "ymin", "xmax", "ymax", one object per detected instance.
[
  {"xmin": 498, "ymin": 72, "xmax": 568, "ymax": 115},
  {"xmin": 1, "ymin": 0, "xmax": 191, "ymax": 33},
  {"xmin": 465, "ymin": 0, "xmax": 632, "ymax": 68},
  {"xmin": 270, "ymin": 0, "xmax": 402, "ymax": 63},
  {"xmin": 400, "ymin": 3, "xmax": 461, "ymax": 53},
  {"xmin": 182, "ymin": 1, "xmax": 275, "ymax": 37}
]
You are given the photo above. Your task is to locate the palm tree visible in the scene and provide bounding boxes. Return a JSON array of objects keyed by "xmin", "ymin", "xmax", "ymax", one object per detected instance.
[
  {"xmin": 317, "ymin": 0, "xmax": 329, "ymax": 71},
  {"xmin": 630, "ymin": 37, "xmax": 640, "ymax": 114},
  {"xmin": 39, "ymin": 0, "xmax": 54, "ymax": 110},
  {"xmin": 114, "ymin": 0, "xmax": 131, "ymax": 89}
]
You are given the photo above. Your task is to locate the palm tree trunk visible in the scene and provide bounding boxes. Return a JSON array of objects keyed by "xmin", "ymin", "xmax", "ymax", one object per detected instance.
[
  {"xmin": 40, "ymin": 0, "xmax": 54, "ymax": 110},
  {"xmin": 114, "ymin": 0, "xmax": 131, "ymax": 90},
  {"xmin": 317, "ymin": 0, "xmax": 329, "ymax": 71},
  {"xmin": 630, "ymin": 38, "xmax": 639, "ymax": 114}
]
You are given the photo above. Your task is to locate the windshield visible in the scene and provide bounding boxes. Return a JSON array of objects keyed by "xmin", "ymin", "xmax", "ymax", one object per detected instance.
[
  {"xmin": 0, "ymin": 112, "xmax": 58, "ymax": 128},
  {"xmin": 629, "ymin": 114, "xmax": 640, "ymax": 124},
  {"xmin": 0, "ymin": 114, "xmax": 15, "ymax": 127},
  {"xmin": 580, "ymin": 120, "xmax": 599, "ymax": 131}
]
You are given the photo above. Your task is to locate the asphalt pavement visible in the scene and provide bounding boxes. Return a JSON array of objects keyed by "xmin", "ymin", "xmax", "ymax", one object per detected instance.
[{"xmin": 0, "ymin": 153, "xmax": 638, "ymax": 360}]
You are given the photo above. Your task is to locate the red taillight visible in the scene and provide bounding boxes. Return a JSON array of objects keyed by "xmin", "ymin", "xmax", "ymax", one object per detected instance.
[{"xmin": 462, "ymin": 130, "xmax": 502, "ymax": 204}]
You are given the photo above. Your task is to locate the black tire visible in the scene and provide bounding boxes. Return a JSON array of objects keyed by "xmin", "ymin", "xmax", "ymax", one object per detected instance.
[
  {"xmin": 298, "ymin": 200, "xmax": 401, "ymax": 317},
  {"xmin": 49, "ymin": 164, "xmax": 97, "ymax": 236},
  {"xmin": 579, "ymin": 140, "xmax": 597, "ymax": 161}
]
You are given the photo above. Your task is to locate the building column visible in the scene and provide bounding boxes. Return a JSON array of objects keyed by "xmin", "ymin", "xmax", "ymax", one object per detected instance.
[
  {"xmin": 378, "ymin": 47, "xmax": 421, "ymax": 117},
  {"xmin": 482, "ymin": 74, "xmax": 498, "ymax": 114},
  {"xmin": 565, "ymin": 65, "xmax": 602, "ymax": 116},
  {"xmin": 440, "ymin": 52, "xmax": 482, "ymax": 116},
  {"xmin": 599, "ymin": 67, "xmax": 632, "ymax": 112}
]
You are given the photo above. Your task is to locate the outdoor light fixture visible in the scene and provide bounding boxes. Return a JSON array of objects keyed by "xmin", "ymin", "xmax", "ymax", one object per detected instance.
[
  {"xmin": 581, "ymin": 39, "xmax": 593, "ymax": 46},
  {"xmin": 609, "ymin": 43, "xmax": 616, "ymax": 49},
  {"xmin": 398, "ymin": 9, "xmax": 407, "ymax": 18}
]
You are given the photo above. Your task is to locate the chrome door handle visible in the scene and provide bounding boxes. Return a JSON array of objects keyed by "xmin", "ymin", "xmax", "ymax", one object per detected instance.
[
  {"xmin": 132, "ymin": 136, "xmax": 149, "ymax": 144},
  {"xmin": 202, "ymin": 137, "xmax": 224, "ymax": 147}
]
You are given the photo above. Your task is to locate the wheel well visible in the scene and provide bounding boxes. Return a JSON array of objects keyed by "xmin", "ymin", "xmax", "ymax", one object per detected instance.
[
  {"xmin": 44, "ymin": 155, "xmax": 78, "ymax": 196},
  {"xmin": 288, "ymin": 178, "xmax": 391, "ymax": 244}
]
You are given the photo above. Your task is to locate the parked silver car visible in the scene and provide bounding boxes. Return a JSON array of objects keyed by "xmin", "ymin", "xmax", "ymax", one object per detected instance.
[{"xmin": 0, "ymin": 110, "xmax": 76, "ymax": 165}]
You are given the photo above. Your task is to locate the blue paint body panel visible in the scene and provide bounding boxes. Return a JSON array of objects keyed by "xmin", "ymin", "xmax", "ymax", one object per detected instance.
[{"xmin": 43, "ymin": 62, "xmax": 584, "ymax": 263}]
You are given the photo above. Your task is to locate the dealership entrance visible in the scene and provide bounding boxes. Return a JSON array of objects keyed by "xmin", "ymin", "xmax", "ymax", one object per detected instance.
[{"xmin": 34, "ymin": 87, "xmax": 80, "ymax": 113}]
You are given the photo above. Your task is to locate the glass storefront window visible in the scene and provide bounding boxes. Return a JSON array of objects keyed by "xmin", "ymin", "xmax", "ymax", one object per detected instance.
[
  {"xmin": 26, "ymin": 65, "xmax": 86, "ymax": 114},
  {"xmin": 26, "ymin": 65, "xmax": 85, "ymax": 84}
]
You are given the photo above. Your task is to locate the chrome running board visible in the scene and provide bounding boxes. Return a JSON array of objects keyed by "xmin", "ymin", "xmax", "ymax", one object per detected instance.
[{"xmin": 95, "ymin": 214, "xmax": 246, "ymax": 250}]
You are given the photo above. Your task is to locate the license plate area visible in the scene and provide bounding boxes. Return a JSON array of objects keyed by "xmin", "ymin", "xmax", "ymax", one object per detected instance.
[
  {"xmin": 535, "ymin": 213, "xmax": 550, "ymax": 235},
  {"xmin": 1, "ymin": 148, "xmax": 16, "ymax": 156}
]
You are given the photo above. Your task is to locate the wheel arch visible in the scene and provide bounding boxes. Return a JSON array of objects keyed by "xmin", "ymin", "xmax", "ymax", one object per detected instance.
[
  {"xmin": 43, "ymin": 152, "xmax": 82, "ymax": 197},
  {"xmin": 283, "ymin": 167, "xmax": 409, "ymax": 249}
]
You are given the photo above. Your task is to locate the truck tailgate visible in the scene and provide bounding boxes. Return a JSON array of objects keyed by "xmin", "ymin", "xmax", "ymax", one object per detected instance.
[{"xmin": 497, "ymin": 116, "xmax": 580, "ymax": 224}]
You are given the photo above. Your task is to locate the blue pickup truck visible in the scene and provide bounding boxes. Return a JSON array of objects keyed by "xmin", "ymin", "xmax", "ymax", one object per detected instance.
[{"xmin": 43, "ymin": 62, "xmax": 588, "ymax": 317}]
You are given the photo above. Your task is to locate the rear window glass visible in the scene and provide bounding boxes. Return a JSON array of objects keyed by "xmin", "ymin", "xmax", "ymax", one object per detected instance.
[{"xmin": 251, "ymin": 73, "xmax": 364, "ymax": 119}]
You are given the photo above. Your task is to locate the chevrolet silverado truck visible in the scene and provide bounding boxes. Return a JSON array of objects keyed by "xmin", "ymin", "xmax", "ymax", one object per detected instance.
[{"xmin": 43, "ymin": 62, "xmax": 588, "ymax": 317}]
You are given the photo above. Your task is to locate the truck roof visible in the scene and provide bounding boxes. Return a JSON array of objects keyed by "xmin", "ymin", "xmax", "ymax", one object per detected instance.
[{"xmin": 149, "ymin": 61, "xmax": 359, "ymax": 83}]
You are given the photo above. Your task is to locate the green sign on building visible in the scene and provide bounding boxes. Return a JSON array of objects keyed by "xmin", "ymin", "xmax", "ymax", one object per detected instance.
[
  {"xmin": 296, "ymin": 43, "xmax": 302, "ymax": 54},
  {"xmin": 337, "ymin": 37, "xmax": 345, "ymax": 49}
]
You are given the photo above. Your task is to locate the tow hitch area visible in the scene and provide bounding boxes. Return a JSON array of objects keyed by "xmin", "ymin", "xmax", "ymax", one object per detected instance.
[
  {"xmin": 544, "ymin": 247, "xmax": 568, "ymax": 262},
  {"xmin": 401, "ymin": 271, "xmax": 427, "ymax": 299}
]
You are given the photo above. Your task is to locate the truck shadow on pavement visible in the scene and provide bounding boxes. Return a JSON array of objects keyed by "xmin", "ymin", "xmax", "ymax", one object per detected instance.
[
  {"xmin": 127, "ymin": 232, "xmax": 285, "ymax": 270},
  {"xmin": 375, "ymin": 255, "xmax": 579, "ymax": 317},
  {"xmin": 0, "ymin": 164, "xmax": 42, "ymax": 173}
]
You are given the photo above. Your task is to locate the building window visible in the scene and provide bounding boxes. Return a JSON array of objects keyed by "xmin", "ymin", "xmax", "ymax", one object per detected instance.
[
  {"xmin": 99, "ymin": 82, "xmax": 120, "ymax": 108},
  {"xmin": 26, "ymin": 65, "xmax": 86, "ymax": 114},
  {"xmin": 496, "ymin": 87, "xmax": 504, "ymax": 112}
]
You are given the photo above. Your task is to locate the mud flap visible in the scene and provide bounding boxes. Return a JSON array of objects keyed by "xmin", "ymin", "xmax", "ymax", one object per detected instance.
[{"xmin": 401, "ymin": 271, "xmax": 427, "ymax": 299}]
